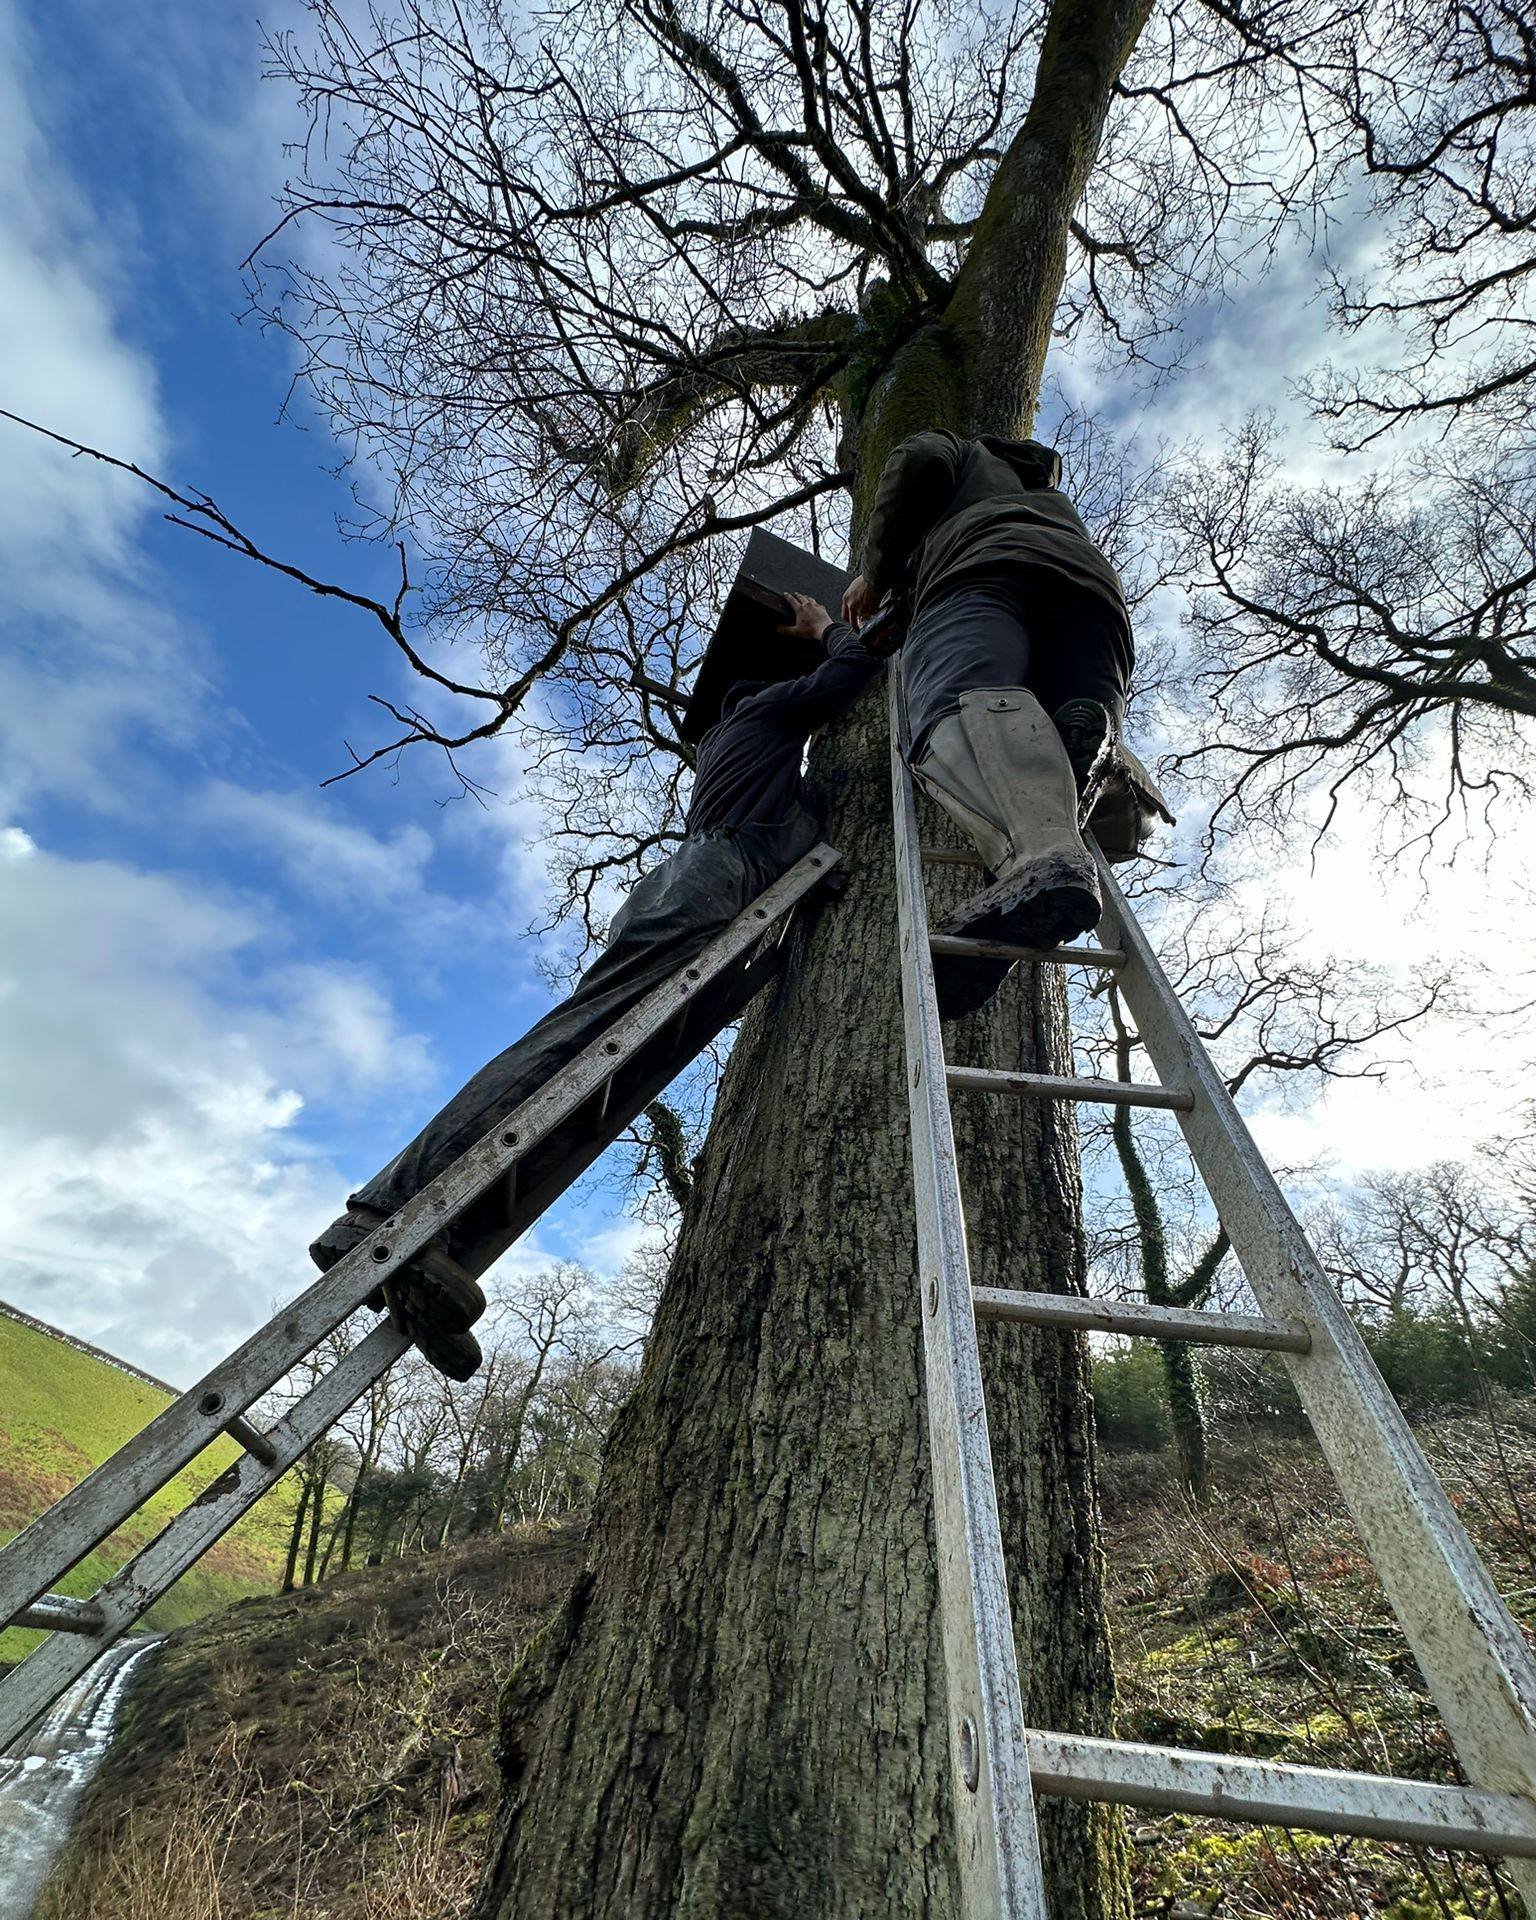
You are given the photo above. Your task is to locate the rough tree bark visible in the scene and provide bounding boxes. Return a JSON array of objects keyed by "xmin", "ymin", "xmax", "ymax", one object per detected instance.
[{"xmin": 475, "ymin": 2, "xmax": 1150, "ymax": 1912}]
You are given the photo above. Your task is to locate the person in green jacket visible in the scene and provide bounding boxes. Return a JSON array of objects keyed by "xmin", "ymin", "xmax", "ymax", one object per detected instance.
[{"xmin": 843, "ymin": 431, "xmax": 1136, "ymax": 1016}]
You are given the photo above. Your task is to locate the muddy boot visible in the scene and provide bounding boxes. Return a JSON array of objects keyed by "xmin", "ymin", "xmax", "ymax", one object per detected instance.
[
  {"xmin": 309, "ymin": 1202, "xmax": 485, "ymax": 1381},
  {"xmin": 1052, "ymin": 698, "xmax": 1115, "ymax": 814},
  {"xmin": 913, "ymin": 688, "xmax": 1101, "ymax": 1018}
]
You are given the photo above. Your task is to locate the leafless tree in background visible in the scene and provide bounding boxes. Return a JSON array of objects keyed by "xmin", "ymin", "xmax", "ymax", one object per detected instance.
[
  {"xmin": 1156, "ymin": 1, "xmax": 1536, "ymax": 844},
  {"xmin": 1168, "ymin": 417, "xmax": 1536, "ymax": 845}
]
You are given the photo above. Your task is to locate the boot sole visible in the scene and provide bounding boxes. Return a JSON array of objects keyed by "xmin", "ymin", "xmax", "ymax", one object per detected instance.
[
  {"xmin": 940, "ymin": 855, "xmax": 1102, "ymax": 952},
  {"xmin": 383, "ymin": 1291, "xmax": 484, "ymax": 1380}
]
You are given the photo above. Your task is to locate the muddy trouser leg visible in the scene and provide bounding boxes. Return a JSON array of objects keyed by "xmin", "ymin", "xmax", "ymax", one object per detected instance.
[
  {"xmin": 349, "ymin": 814, "xmax": 819, "ymax": 1273},
  {"xmin": 900, "ymin": 569, "xmax": 1133, "ymax": 794},
  {"xmin": 900, "ymin": 576, "xmax": 1033, "ymax": 771}
]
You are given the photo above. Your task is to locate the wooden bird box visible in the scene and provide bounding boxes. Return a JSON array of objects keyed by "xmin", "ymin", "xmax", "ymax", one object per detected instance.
[{"xmin": 679, "ymin": 529, "xmax": 849, "ymax": 744}]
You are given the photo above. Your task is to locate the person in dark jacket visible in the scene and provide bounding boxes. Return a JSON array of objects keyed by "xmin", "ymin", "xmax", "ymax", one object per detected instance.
[
  {"xmin": 843, "ymin": 431, "xmax": 1136, "ymax": 1016},
  {"xmin": 309, "ymin": 594, "xmax": 880, "ymax": 1377}
]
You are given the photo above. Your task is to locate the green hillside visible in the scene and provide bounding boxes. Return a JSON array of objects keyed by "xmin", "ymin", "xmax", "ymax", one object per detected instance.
[{"xmin": 0, "ymin": 1304, "xmax": 312, "ymax": 1661}]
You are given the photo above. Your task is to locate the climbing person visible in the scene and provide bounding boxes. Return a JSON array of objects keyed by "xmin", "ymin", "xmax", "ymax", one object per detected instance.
[
  {"xmin": 842, "ymin": 429, "xmax": 1162, "ymax": 1018},
  {"xmin": 309, "ymin": 593, "xmax": 882, "ymax": 1378}
]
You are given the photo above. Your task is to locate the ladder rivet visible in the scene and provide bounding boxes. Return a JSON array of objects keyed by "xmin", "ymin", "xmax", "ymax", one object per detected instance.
[
  {"xmin": 754, "ymin": 908, "xmax": 767, "ymax": 918},
  {"xmin": 199, "ymin": 1390, "xmax": 224, "ymax": 1418},
  {"xmin": 371, "ymin": 1243, "xmax": 392, "ymax": 1262},
  {"xmin": 502, "ymin": 1131, "xmax": 518, "ymax": 1146},
  {"xmin": 604, "ymin": 1040, "xmax": 620, "ymax": 1054},
  {"xmin": 959, "ymin": 1716, "xmax": 980, "ymax": 1792}
]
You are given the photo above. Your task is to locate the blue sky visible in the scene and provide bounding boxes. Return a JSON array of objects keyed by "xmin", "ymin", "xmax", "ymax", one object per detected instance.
[
  {"xmin": 4, "ymin": 0, "xmax": 1533, "ymax": 1384},
  {"xmin": 0, "ymin": 0, "xmax": 643, "ymax": 1381}
]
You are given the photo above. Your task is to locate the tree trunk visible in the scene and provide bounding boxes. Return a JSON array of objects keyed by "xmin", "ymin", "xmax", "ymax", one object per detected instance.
[
  {"xmin": 1160, "ymin": 1339, "xmax": 1209, "ymax": 1505},
  {"xmin": 302, "ymin": 1455, "xmax": 327, "ymax": 1587},
  {"xmin": 281, "ymin": 1480, "xmax": 310, "ymax": 1595},
  {"xmin": 494, "ymin": 1354, "xmax": 555, "ymax": 1528},
  {"xmin": 1109, "ymin": 1066, "xmax": 1211, "ymax": 1505},
  {"xmin": 1107, "ymin": 981, "xmax": 1217, "ymax": 1503},
  {"xmin": 479, "ymin": 677, "xmax": 1126, "ymax": 1914},
  {"xmin": 339, "ymin": 1459, "xmax": 366, "ymax": 1572},
  {"xmin": 476, "ymin": 2, "xmax": 1147, "ymax": 1909}
]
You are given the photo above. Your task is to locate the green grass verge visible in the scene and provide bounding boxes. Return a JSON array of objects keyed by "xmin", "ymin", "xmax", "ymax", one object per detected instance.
[{"xmin": 0, "ymin": 1305, "xmax": 312, "ymax": 1660}]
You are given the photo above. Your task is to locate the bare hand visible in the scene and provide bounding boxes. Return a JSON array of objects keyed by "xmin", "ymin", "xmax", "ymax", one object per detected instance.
[
  {"xmin": 841, "ymin": 574, "xmax": 881, "ymax": 628},
  {"xmin": 778, "ymin": 591, "xmax": 833, "ymax": 642}
]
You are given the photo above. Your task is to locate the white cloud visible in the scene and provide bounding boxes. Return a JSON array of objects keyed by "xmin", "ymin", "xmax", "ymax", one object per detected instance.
[
  {"xmin": 575, "ymin": 1215, "xmax": 664, "ymax": 1280},
  {"xmin": 0, "ymin": 6, "xmax": 165, "ymax": 587},
  {"xmin": 1213, "ymin": 787, "xmax": 1535, "ymax": 1182},
  {"xmin": 0, "ymin": 0, "xmax": 573, "ymax": 1379},
  {"xmin": 197, "ymin": 779, "xmax": 437, "ymax": 906},
  {"xmin": 0, "ymin": 828, "xmax": 435, "ymax": 1381},
  {"xmin": 0, "ymin": 3, "xmax": 215, "ymax": 825}
]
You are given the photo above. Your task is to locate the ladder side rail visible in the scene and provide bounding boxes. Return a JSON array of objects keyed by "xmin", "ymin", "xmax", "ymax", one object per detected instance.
[
  {"xmin": 0, "ymin": 1321, "xmax": 408, "ymax": 1753},
  {"xmin": 459, "ymin": 930, "xmax": 802, "ymax": 1276},
  {"xmin": 1093, "ymin": 850, "xmax": 1536, "ymax": 1849},
  {"xmin": 1028, "ymin": 1731, "xmax": 1536, "ymax": 1858},
  {"xmin": 0, "ymin": 847, "xmax": 841, "ymax": 1626},
  {"xmin": 889, "ymin": 676, "xmax": 1049, "ymax": 1919}
]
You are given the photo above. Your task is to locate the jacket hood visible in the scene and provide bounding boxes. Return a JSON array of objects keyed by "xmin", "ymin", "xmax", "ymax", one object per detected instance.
[{"xmin": 977, "ymin": 434, "xmax": 1062, "ymax": 490}]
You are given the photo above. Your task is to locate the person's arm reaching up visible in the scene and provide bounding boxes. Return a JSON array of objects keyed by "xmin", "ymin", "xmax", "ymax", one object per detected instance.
[
  {"xmin": 859, "ymin": 431, "xmax": 965, "ymax": 601},
  {"xmin": 748, "ymin": 594, "xmax": 883, "ymax": 732}
]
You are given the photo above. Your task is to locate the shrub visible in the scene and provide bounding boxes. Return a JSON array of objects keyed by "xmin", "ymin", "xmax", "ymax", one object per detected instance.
[
  {"xmin": 1093, "ymin": 1344, "xmax": 1172, "ymax": 1451},
  {"xmin": 1365, "ymin": 1308, "xmax": 1484, "ymax": 1412}
]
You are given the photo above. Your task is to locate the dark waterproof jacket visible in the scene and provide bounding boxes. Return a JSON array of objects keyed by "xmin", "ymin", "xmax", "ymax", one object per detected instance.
[
  {"xmin": 861, "ymin": 431, "xmax": 1129, "ymax": 621},
  {"xmin": 685, "ymin": 621, "xmax": 880, "ymax": 836}
]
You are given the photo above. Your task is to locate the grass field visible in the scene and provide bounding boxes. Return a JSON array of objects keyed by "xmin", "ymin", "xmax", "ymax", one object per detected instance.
[{"xmin": 0, "ymin": 1304, "xmax": 310, "ymax": 1662}]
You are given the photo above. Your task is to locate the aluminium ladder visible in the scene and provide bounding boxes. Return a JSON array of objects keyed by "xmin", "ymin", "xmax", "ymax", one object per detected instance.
[
  {"xmin": 888, "ymin": 671, "xmax": 1536, "ymax": 1916},
  {"xmin": 0, "ymin": 844, "xmax": 842, "ymax": 1754}
]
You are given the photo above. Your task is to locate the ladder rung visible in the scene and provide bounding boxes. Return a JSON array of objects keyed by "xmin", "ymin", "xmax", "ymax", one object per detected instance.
[
  {"xmin": 946, "ymin": 1066, "xmax": 1194, "ymax": 1112},
  {"xmin": 225, "ymin": 1415, "xmax": 280, "ymax": 1468},
  {"xmin": 972, "ymin": 1289, "xmax": 1311, "ymax": 1353},
  {"xmin": 920, "ymin": 845, "xmax": 986, "ymax": 867},
  {"xmin": 1028, "ymin": 1730, "xmax": 1536, "ymax": 1858},
  {"xmin": 930, "ymin": 933, "xmax": 1126, "ymax": 970},
  {"xmin": 13, "ymin": 1593, "xmax": 107, "ymax": 1636}
]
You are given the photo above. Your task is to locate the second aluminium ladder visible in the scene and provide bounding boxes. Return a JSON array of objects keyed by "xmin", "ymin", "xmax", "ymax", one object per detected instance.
[
  {"xmin": 0, "ymin": 843, "xmax": 841, "ymax": 1753},
  {"xmin": 888, "ymin": 672, "xmax": 1536, "ymax": 1916}
]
